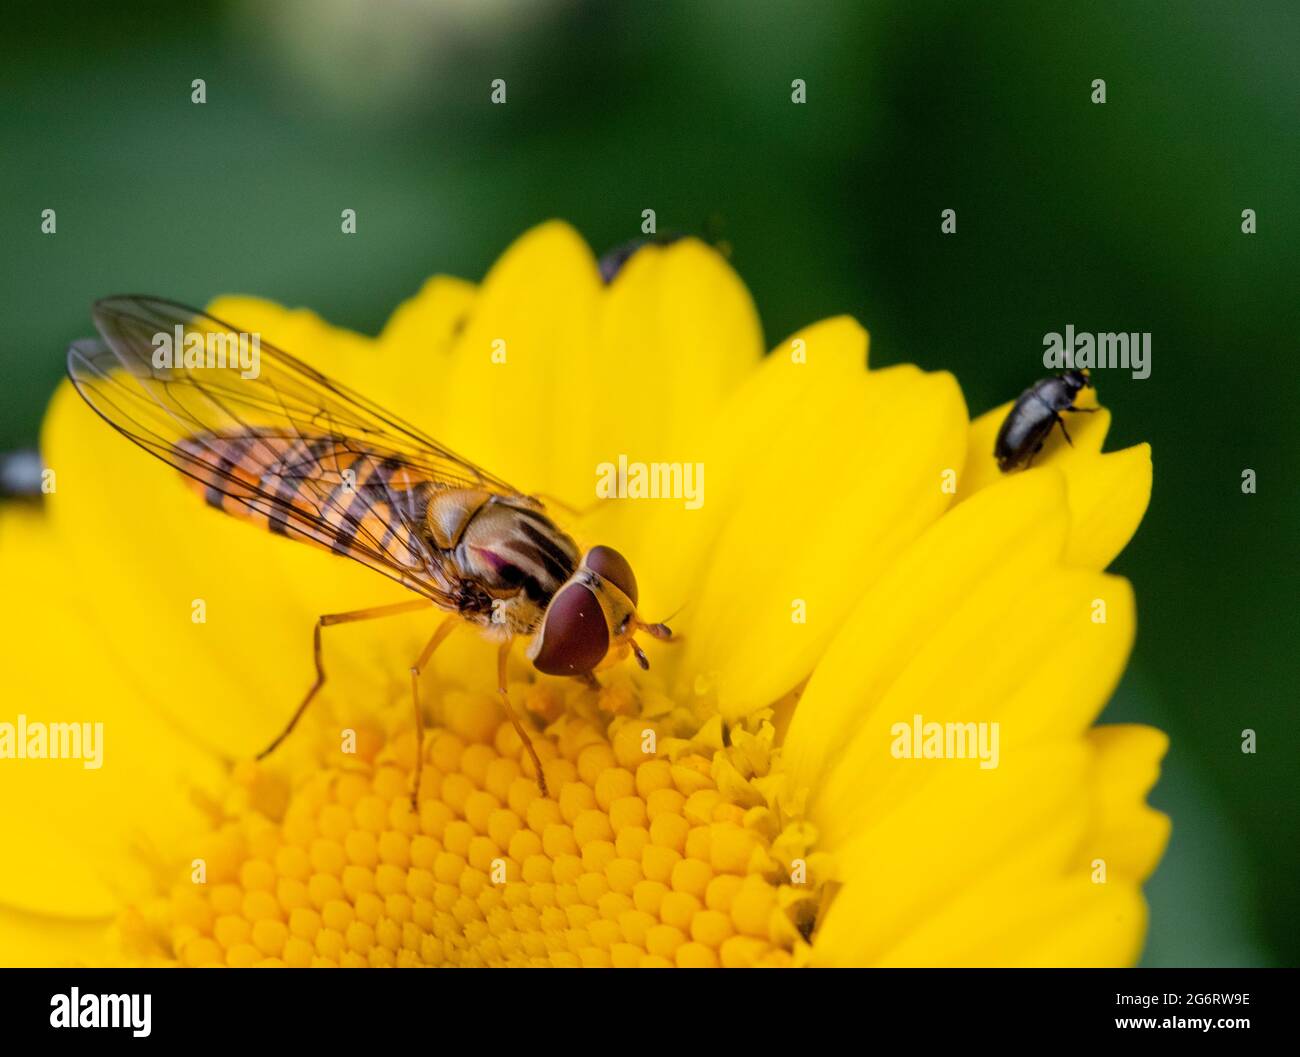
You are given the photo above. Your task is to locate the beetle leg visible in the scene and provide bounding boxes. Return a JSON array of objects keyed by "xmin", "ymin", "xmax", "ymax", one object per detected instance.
[
  {"xmin": 1054, "ymin": 414, "xmax": 1074, "ymax": 447},
  {"xmin": 1064, "ymin": 406, "xmax": 1099, "ymax": 413}
]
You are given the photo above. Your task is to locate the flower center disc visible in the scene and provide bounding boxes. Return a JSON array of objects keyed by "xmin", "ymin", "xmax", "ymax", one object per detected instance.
[{"xmin": 148, "ymin": 680, "xmax": 823, "ymax": 969}]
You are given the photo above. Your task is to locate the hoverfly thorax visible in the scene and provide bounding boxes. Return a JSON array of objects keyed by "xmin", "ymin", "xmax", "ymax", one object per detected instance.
[
  {"xmin": 528, "ymin": 545, "xmax": 671, "ymax": 677},
  {"xmin": 425, "ymin": 488, "xmax": 582, "ymax": 630}
]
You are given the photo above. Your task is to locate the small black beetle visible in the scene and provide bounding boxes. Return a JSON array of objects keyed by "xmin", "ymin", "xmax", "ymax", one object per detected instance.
[
  {"xmin": 597, "ymin": 233, "xmax": 685, "ymax": 283},
  {"xmin": 994, "ymin": 369, "xmax": 1097, "ymax": 472}
]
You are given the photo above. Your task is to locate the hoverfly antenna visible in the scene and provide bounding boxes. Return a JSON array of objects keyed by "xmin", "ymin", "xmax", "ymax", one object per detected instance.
[{"xmin": 638, "ymin": 620, "xmax": 674, "ymax": 642}]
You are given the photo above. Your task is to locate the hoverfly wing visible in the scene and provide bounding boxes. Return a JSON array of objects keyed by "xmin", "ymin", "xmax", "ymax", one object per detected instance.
[
  {"xmin": 84, "ymin": 296, "xmax": 522, "ymax": 493},
  {"xmin": 66, "ymin": 296, "xmax": 528, "ymax": 606}
]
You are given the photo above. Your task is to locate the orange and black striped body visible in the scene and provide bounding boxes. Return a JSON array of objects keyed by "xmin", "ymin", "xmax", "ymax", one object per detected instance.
[
  {"xmin": 176, "ymin": 430, "xmax": 581, "ymax": 633},
  {"xmin": 178, "ymin": 431, "xmax": 432, "ymax": 566}
]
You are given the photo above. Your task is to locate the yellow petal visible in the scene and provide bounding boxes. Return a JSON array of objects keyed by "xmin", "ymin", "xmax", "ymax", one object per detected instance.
[
  {"xmin": 0, "ymin": 905, "xmax": 115, "ymax": 967},
  {"xmin": 631, "ymin": 315, "xmax": 869, "ymax": 622},
  {"xmin": 563, "ymin": 236, "xmax": 763, "ymax": 500},
  {"xmin": 428, "ymin": 220, "xmax": 603, "ymax": 497},
  {"xmin": 985, "ymin": 880, "xmax": 1147, "ymax": 967},
  {"xmin": 866, "ymin": 877, "xmax": 1147, "ymax": 967},
  {"xmin": 784, "ymin": 470, "xmax": 1071, "ymax": 796},
  {"xmin": 679, "ymin": 350, "xmax": 967, "ymax": 719},
  {"xmin": 0, "ymin": 504, "xmax": 225, "ymax": 919},
  {"xmin": 1081, "ymin": 724, "xmax": 1171, "ymax": 880},
  {"xmin": 814, "ymin": 727, "xmax": 1157, "ymax": 965},
  {"xmin": 211, "ymin": 277, "xmax": 478, "ymax": 444},
  {"xmin": 804, "ymin": 565, "xmax": 1135, "ymax": 854},
  {"xmin": 811, "ymin": 742, "xmax": 1092, "ymax": 965},
  {"xmin": 375, "ymin": 275, "xmax": 478, "ymax": 427},
  {"xmin": 563, "ymin": 237, "xmax": 765, "ymax": 588},
  {"xmin": 378, "ymin": 274, "xmax": 477, "ymax": 356},
  {"xmin": 1058, "ymin": 443, "xmax": 1153, "ymax": 569},
  {"xmin": 866, "ymin": 825, "xmax": 1093, "ymax": 966}
]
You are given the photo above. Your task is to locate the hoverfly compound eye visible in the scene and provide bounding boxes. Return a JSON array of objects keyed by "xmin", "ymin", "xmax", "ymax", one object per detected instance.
[
  {"xmin": 529, "ymin": 582, "xmax": 610, "ymax": 676},
  {"xmin": 583, "ymin": 545, "xmax": 638, "ymax": 605}
]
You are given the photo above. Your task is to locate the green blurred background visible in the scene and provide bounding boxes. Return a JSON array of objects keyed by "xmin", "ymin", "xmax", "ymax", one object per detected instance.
[{"xmin": 1, "ymin": 1, "xmax": 1295, "ymax": 966}]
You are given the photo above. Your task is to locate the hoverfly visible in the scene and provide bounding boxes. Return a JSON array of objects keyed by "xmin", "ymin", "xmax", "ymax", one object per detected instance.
[{"xmin": 67, "ymin": 296, "xmax": 671, "ymax": 799}]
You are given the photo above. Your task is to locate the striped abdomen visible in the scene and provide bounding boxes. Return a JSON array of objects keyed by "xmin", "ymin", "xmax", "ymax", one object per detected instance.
[{"xmin": 175, "ymin": 431, "xmax": 434, "ymax": 573}]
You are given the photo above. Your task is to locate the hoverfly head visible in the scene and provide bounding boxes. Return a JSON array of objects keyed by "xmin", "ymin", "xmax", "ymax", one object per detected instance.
[{"xmin": 526, "ymin": 545, "xmax": 671, "ymax": 677}]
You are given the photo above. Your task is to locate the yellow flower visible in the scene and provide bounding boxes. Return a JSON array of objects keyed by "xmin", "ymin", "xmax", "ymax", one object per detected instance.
[{"xmin": 0, "ymin": 221, "xmax": 1167, "ymax": 967}]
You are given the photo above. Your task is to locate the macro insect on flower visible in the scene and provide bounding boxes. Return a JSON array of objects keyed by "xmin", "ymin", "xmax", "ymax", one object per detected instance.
[
  {"xmin": 1, "ymin": 223, "xmax": 1166, "ymax": 968},
  {"xmin": 994, "ymin": 369, "xmax": 1097, "ymax": 473},
  {"xmin": 67, "ymin": 297, "xmax": 672, "ymax": 799}
]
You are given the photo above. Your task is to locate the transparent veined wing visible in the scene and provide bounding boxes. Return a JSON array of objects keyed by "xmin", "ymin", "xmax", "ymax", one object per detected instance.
[{"xmin": 66, "ymin": 295, "xmax": 533, "ymax": 606}]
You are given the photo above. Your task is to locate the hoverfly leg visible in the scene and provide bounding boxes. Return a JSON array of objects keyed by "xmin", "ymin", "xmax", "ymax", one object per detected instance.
[
  {"xmin": 497, "ymin": 639, "xmax": 549, "ymax": 798},
  {"xmin": 257, "ymin": 622, "xmax": 327, "ymax": 761},
  {"xmin": 408, "ymin": 615, "xmax": 461, "ymax": 808},
  {"xmin": 259, "ymin": 599, "xmax": 431, "ymax": 761},
  {"xmin": 573, "ymin": 672, "xmax": 602, "ymax": 692}
]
